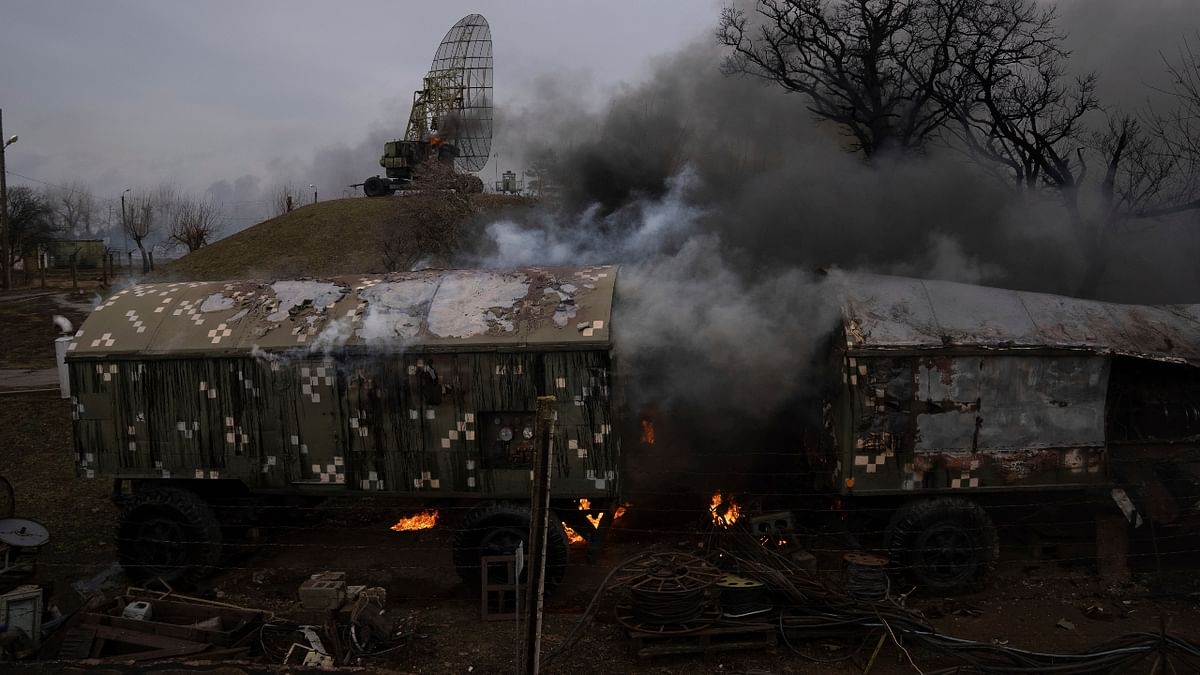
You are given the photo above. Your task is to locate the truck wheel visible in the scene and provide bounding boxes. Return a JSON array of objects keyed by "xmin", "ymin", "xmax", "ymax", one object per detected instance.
[
  {"xmin": 117, "ymin": 486, "xmax": 222, "ymax": 588},
  {"xmin": 884, "ymin": 497, "xmax": 997, "ymax": 594},
  {"xmin": 452, "ymin": 503, "xmax": 569, "ymax": 595},
  {"xmin": 363, "ymin": 176, "xmax": 390, "ymax": 197}
]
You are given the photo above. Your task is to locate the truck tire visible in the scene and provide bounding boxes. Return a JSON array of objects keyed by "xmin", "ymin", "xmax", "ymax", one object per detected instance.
[
  {"xmin": 884, "ymin": 497, "xmax": 997, "ymax": 594},
  {"xmin": 117, "ymin": 486, "xmax": 223, "ymax": 588},
  {"xmin": 363, "ymin": 176, "xmax": 391, "ymax": 198},
  {"xmin": 452, "ymin": 502, "xmax": 569, "ymax": 595}
]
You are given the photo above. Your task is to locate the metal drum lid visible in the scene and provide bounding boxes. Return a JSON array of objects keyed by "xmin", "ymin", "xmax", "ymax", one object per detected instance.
[{"xmin": 0, "ymin": 518, "xmax": 50, "ymax": 547}]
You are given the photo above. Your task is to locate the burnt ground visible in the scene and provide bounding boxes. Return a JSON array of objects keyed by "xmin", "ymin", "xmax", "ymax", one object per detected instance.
[{"xmin": 2, "ymin": 390, "xmax": 1200, "ymax": 674}]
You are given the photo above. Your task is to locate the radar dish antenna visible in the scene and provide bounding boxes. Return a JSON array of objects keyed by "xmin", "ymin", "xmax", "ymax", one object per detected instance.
[
  {"xmin": 359, "ymin": 14, "xmax": 494, "ymax": 196},
  {"xmin": 406, "ymin": 14, "xmax": 493, "ymax": 172}
]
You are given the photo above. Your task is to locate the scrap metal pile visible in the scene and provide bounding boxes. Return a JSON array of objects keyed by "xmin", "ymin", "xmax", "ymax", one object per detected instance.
[
  {"xmin": 3, "ymin": 571, "xmax": 415, "ymax": 667},
  {"xmin": 545, "ymin": 520, "xmax": 1200, "ymax": 672}
]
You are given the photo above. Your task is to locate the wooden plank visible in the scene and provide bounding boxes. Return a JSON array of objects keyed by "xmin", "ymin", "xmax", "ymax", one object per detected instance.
[
  {"xmin": 81, "ymin": 613, "xmax": 231, "ymax": 646},
  {"xmin": 90, "ymin": 624, "xmax": 208, "ymax": 651},
  {"xmin": 97, "ymin": 642, "xmax": 209, "ymax": 663},
  {"xmin": 57, "ymin": 627, "xmax": 97, "ymax": 660}
]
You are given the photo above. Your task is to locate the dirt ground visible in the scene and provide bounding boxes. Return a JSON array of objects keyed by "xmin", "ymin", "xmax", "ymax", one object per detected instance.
[
  {"xmin": 2, "ymin": 291, "xmax": 1199, "ymax": 673},
  {"xmin": 0, "ymin": 289, "xmax": 93, "ymax": 371}
]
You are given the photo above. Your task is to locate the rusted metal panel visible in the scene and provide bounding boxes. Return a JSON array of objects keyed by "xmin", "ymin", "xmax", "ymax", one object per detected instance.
[
  {"xmin": 912, "ymin": 356, "xmax": 1108, "ymax": 453},
  {"xmin": 832, "ymin": 271, "xmax": 1200, "ymax": 366},
  {"xmin": 843, "ymin": 354, "xmax": 1110, "ymax": 494},
  {"xmin": 65, "ymin": 266, "xmax": 615, "ymax": 359}
]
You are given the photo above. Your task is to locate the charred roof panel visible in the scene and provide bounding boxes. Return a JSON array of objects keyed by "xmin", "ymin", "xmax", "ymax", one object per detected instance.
[
  {"xmin": 832, "ymin": 271, "xmax": 1200, "ymax": 365},
  {"xmin": 68, "ymin": 266, "xmax": 616, "ymax": 358}
]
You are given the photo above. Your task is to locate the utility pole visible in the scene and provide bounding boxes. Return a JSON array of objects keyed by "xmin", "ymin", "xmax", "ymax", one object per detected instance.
[
  {"xmin": 521, "ymin": 395, "xmax": 556, "ymax": 675},
  {"xmin": 0, "ymin": 109, "xmax": 14, "ymax": 290},
  {"xmin": 120, "ymin": 188, "xmax": 130, "ymax": 275}
]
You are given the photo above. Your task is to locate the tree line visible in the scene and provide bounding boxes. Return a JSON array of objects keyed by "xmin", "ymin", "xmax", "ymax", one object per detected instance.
[
  {"xmin": 3, "ymin": 182, "xmax": 222, "ymax": 276},
  {"xmin": 2, "ymin": 177, "xmax": 331, "ymax": 280}
]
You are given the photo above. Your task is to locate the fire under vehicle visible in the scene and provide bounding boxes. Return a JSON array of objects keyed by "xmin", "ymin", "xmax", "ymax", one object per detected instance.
[{"xmin": 64, "ymin": 268, "xmax": 1200, "ymax": 593}]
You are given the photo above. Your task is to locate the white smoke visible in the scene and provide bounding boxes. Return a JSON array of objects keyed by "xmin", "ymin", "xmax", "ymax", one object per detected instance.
[
  {"xmin": 465, "ymin": 166, "xmax": 839, "ymax": 419},
  {"xmin": 472, "ymin": 167, "xmax": 704, "ymax": 269}
]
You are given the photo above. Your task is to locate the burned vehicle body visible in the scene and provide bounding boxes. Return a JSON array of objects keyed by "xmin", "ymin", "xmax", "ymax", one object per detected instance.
[
  {"xmin": 821, "ymin": 272, "xmax": 1200, "ymax": 591},
  {"xmin": 65, "ymin": 266, "xmax": 619, "ymax": 586}
]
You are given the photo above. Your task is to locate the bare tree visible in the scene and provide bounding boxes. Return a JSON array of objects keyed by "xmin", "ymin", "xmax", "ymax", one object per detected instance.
[
  {"xmin": 1146, "ymin": 34, "xmax": 1200, "ymax": 213},
  {"xmin": 718, "ymin": 0, "xmax": 976, "ymax": 156},
  {"xmin": 44, "ymin": 180, "xmax": 96, "ymax": 238},
  {"xmin": 378, "ymin": 158, "xmax": 474, "ymax": 271},
  {"xmin": 170, "ymin": 197, "xmax": 222, "ymax": 253},
  {"xmin": 123, "ymin": 192, "xmax": 156, "ymax": 274},
  {"xmin": 944, "ymin": 6, "xmax": 1200, "ymax": 294},
  {"xmin": 271, "ymin": 182, "xmax": 301, "ymax": 216},
  {"xmin": 5, "ymin": 187, "xmax": 56, "ymax": 276},
  {"xmin": 720, "ymin": 0, "xmax": 1200, "ymax": 295}
]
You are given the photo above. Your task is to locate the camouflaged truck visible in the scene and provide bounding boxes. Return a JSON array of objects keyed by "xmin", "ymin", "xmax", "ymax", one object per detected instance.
[
  {"xmin": 65, "ymin": 266, "xmax": 620, "ymax": 588},
  {"xmin": 819, "ymin": 271, "xmax": 1200, "ymax": 592}
]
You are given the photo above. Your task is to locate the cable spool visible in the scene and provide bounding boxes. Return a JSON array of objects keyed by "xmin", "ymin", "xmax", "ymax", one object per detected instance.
[
  {"xmin": 613, "ymin": 552, "xmax": 721, "ymax": 634},
  {"xmin": 844, "ymin": 552, "xmax": 889, "ymax": 601},
  {"xmin": 715, "ymin": 573, "xmax": 772, "ymax": 618}
]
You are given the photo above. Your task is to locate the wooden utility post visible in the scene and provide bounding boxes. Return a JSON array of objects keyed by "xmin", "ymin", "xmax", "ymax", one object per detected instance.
[
  {"xmin": 0, "ymin": 108, "xmax": 11, "ymax": 290},
  {"xmin": 522, "ymin": 395, "xmax": 556, "ymax": 675}
]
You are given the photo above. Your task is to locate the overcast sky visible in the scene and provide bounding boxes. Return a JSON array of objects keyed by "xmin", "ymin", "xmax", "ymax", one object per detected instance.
[
  {"xmin": 2, "ymin": 0, "xmax": 1197, "ymax": 228},
  {"xmin": 0, "ymin": 1, "xmax": 719, "ymax": 210}
]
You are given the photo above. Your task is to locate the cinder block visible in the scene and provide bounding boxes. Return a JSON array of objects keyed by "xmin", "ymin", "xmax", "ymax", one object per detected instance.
[
  {"xmin": 299, "ymin": 572, "xmax": 346, "ymax": 610},
  {"xmin": 790, "ymin": 550, "xmax": 817, "ymax": 572}
]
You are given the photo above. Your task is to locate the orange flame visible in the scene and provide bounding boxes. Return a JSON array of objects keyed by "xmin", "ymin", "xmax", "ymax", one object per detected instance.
[
  {"xmin": 710, "ymin": 491, "xmax": 741, "ymax": 527},
  {"xmin": 641, "ymin": 419, "xmax": 656, "ymax": 445},
  {"xmin": 579, "ymin": 498, "xmax": 604, "ymax": 528},
  {"xmin": 390, "ymin": 510, "xmax": 439, "ymax": 531},
  {"xmin": 614, "ymin": 502, "xmax": 629, "ymax": 521},
  {"xmin": 563, "ymin": 523, "xmax": 585, "ymax": 544}
]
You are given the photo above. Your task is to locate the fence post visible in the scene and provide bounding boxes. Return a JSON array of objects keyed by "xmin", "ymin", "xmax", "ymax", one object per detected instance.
[{"xmin": 521, "ymin": 395, "xmax": 557, "ymax": 675}]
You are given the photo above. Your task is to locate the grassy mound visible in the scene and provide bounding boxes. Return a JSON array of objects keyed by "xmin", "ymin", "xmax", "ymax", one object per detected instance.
[{"xmin": 158, "ymin": 193, "xmax": 532, "ymax": 281}]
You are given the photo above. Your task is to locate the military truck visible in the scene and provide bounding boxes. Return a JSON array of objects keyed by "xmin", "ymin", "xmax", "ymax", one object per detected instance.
[
  {"xmin": 65, "ymin": 266, "xmax": 619, "ymax": 588},
  {"xmin": 68, "ymin": 266, "xmax": 1200, "ymax": 593},
  {"xmin": 819, "ymin": 271, "xmax": 1200, "ymax": 592}
]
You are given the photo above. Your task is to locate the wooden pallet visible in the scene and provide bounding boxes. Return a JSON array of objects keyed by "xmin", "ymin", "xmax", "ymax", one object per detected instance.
[{"xmin": 627, "ymin": 621, "xmax": 777, "ymax": 660}]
